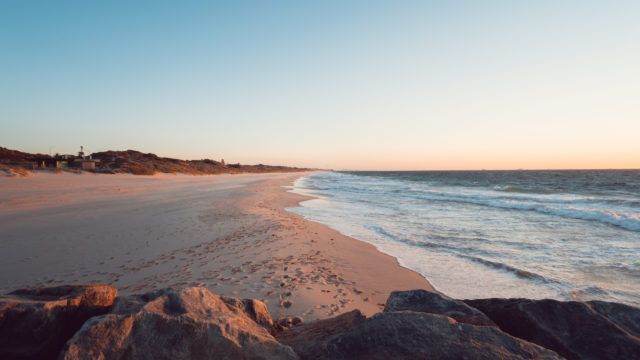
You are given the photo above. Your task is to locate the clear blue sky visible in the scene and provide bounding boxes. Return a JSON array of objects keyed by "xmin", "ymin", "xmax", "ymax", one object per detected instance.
[{"xmin": 1, "ymin": 1, "xmax": 638, "ymax": 169}]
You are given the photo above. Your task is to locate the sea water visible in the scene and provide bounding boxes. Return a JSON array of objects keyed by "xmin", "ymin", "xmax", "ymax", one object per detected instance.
[{"xmin": 288, "ymin": 170, "xmax": 640, "ymax": 306}]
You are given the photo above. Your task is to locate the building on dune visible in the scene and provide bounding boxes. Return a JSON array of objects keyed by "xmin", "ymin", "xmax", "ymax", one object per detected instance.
[
  {"xmin": 73, "ymin": 158, "xmax": 100, "ymax": 170},
  {"xmin": 30, "ymin": 146, "xmax": 100, "ymax": 170},
  {"xmin": 72, "ymin": 146, "xmax": 100, "ymax": 170},
  {"xmin": 32, "ymin": 157, "xmax": 69, "ymax": 169}
]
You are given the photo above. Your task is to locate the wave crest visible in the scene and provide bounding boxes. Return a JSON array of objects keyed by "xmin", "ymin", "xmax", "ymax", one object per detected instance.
[{"xmin": 413, "ymin": 190, "xmax": 640, "ymax": 232}]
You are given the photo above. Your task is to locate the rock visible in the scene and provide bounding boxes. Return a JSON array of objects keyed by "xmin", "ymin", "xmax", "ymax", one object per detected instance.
[
  {"xmin": 220, "ymin": 295, "xmax": 274, "ymax": 329},
  {"xmin": 60, "ymin": 287, "xmax": 298, "ymax": 360},
  {"xmin": 320, "ymin": 311, "xmax": 562, "ymax": 360},
  {"xmin": 587, "ymin": 300, "xmax": 640, "ymax": 336},
  {"xmin": 384, "ymin": 289, "xmax": 495, "ymax": 326},
  {"xmin": 276, "ymin": 310, "xmax": 366, "ymax": 359},
  {"xmin": 6, "ymin": 283, "xmax": 636, "ymax": 360},
  {"xmin": 277, "ymin": 309, "xmax": 553, "ymax": 359},
  {"xmin": 274, "ymin": 316, "xmax": 303, "ymax": 331},
  {"xmin": 464, "ymin": 298, "xmax": 640, "ymax": 360},
  {"xmin": 0, "ymin": 284, "xmax": 117, "ymax": 360}
]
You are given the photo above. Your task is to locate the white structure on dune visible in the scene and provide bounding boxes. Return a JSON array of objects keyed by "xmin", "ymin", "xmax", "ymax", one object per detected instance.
[{"xmin": 73, "ymin": 146, "xmax": 100, "ymax": 170}]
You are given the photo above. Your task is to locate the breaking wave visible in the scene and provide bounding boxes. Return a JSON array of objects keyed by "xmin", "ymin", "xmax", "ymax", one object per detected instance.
[
  {"xmin": 290, "ymin": 170, "xmax": 640, "ymax": 307},
  {"xmin": 411, "ymin": 189, "xmax": 640, "ymax": 232}
]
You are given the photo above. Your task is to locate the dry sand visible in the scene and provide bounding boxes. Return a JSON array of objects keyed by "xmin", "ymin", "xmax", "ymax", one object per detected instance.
[{"xmin": 0, "ymin": 171, "xmax": 432, "ymax": 320}]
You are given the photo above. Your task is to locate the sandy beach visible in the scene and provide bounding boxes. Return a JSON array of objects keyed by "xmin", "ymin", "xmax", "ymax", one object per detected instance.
[{"xmin": 0, "ymin": 171, "xmax": 431, "ymax": 320}]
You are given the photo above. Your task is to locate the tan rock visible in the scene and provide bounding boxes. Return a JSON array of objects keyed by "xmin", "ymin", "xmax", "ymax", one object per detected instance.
[
  {"xmin": 220, "ymin": 295, "xmax": 274, "ymax": 329},
  {"xmin": 60, "ymin": 287, "xmax": 297, "ymax": 360},
  {"xmin": 0, "ymin": 284, "xmax": 117, "ymax": 360}
]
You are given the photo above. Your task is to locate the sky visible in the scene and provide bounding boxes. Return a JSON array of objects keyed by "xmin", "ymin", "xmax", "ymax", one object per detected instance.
[{"xmin": 1, "ymin": 1, "xmax": 638, "ymax": 170}]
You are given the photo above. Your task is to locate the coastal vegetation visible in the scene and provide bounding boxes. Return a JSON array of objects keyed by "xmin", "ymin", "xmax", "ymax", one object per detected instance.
[{"xmin": 0, "ymin": 147, "xmax": 308, "ymax": 176}]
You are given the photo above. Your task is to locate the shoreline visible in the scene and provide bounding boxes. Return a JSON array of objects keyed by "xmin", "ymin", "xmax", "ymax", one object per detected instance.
[
  {"xmin": 0, "ymin": 171, "xmax": 432, "ymax": 319},
  {"xmin": 260, "ymin": 172, "xmax": 435, "ymax": 317}
]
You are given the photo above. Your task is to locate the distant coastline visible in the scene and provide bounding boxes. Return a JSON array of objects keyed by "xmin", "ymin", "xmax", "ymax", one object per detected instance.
[{"xmin": 0, "ymin": 146, "xmax": 310, "ymax": 176}]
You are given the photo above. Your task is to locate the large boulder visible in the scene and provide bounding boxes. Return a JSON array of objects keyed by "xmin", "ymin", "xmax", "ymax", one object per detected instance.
[
  {"xmin": 60, "ymin": 287, "xmax": 297, "ymax": 360},
  {"xmin": 278, "ymin": 311, "xmax": 560, "ymax": 359},
  {"xmin": 0, "ymin": 284, "xmax": 117, "ymax": 360},
  {"xmin": 587, "ymin": 300, "xmax": 640, "ymax": 336},
  {"xmin": 464, "ymin": 298, "xmax": 640, "ymax": 360},
  {"xmin": 220, "ymin": 295, "xmax": 274, "ymax": 329},
  {"xmin": 276, "ymin": 310, "xmax": 366, "ymax": 359},
  {"xmin": 384, "ymin": 289, "xmax": 495, "ymax": 326}
]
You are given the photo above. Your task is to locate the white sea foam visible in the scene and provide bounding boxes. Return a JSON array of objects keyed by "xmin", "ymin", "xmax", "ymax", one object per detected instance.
[
  {"xmin": 288, "ymin": 171, "xmax": 640, "ymax": 307},
  {"xmin": 411, "ymin": 189, "xmax": 640, "ymax": 232}
]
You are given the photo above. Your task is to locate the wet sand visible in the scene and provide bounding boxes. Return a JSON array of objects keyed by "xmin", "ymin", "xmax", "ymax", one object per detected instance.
[{"xmin": 0, "ymin": 171, "xmax": 432, "ymax": 320}]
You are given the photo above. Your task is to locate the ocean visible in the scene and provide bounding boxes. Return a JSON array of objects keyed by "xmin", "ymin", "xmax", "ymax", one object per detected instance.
[{"xmin": 288, "ymin": 170, "xmax": 640, "ymax": 307}]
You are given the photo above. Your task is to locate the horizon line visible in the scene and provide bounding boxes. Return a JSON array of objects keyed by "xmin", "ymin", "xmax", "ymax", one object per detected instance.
[
  {"xmin": 3, "ymin": 146, "xmax": 638, "ymax": 172},
  {"xmin": 334, "ymin": 167, "xmax": 640, "ymax": 172}
]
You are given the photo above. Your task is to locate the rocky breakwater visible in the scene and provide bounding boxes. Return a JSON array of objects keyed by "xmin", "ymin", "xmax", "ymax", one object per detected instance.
[
  {"xmin": 1, "ymin": 286, "xmax": 639, "ymax": 359},
  {"xmin": 465, "ymin": 298, "xmax": 640, "ymax": 360}
]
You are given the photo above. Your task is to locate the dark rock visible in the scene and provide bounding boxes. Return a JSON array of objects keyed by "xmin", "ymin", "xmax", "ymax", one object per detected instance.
[
  {"xmin": 278, "ymin": 309, "xmax": 555, "ymax": 360},
  {"xmin": 276, "ymin": 310, "xmax": 366, "ymax": 359},
  {"xmin": 464, "ymin": 298, "xmax": 640, "ymax": 360},
  {"xmin": 319, "ymin": 311, "xmax": 561, "ymax": 360},
  {"xmin": 587, "ymin": 300, "xmax": 640, "ymax": 336},
  {"xmin": 321, "ymin": 311, "xmax": 562, "ymax": 360},
  {"xmin": 384, "ymin": 289, "xmax": 495, "ymax": 326},
  {"xmin": 0, "ymin": 284, "xmax": 117, "ymax": 360},
  {"xmin": 274, "ymin": 316, "xmax": 303, "ymax": 331},
  {"xmin": 60, "ymin": 287, "xmax": 297, "ymax": 360}
]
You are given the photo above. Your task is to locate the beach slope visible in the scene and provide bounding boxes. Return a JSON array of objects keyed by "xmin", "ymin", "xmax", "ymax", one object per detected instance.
[{"xmin": 0, "ymin": 172, "xmax": 431, "ymax": 319}]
